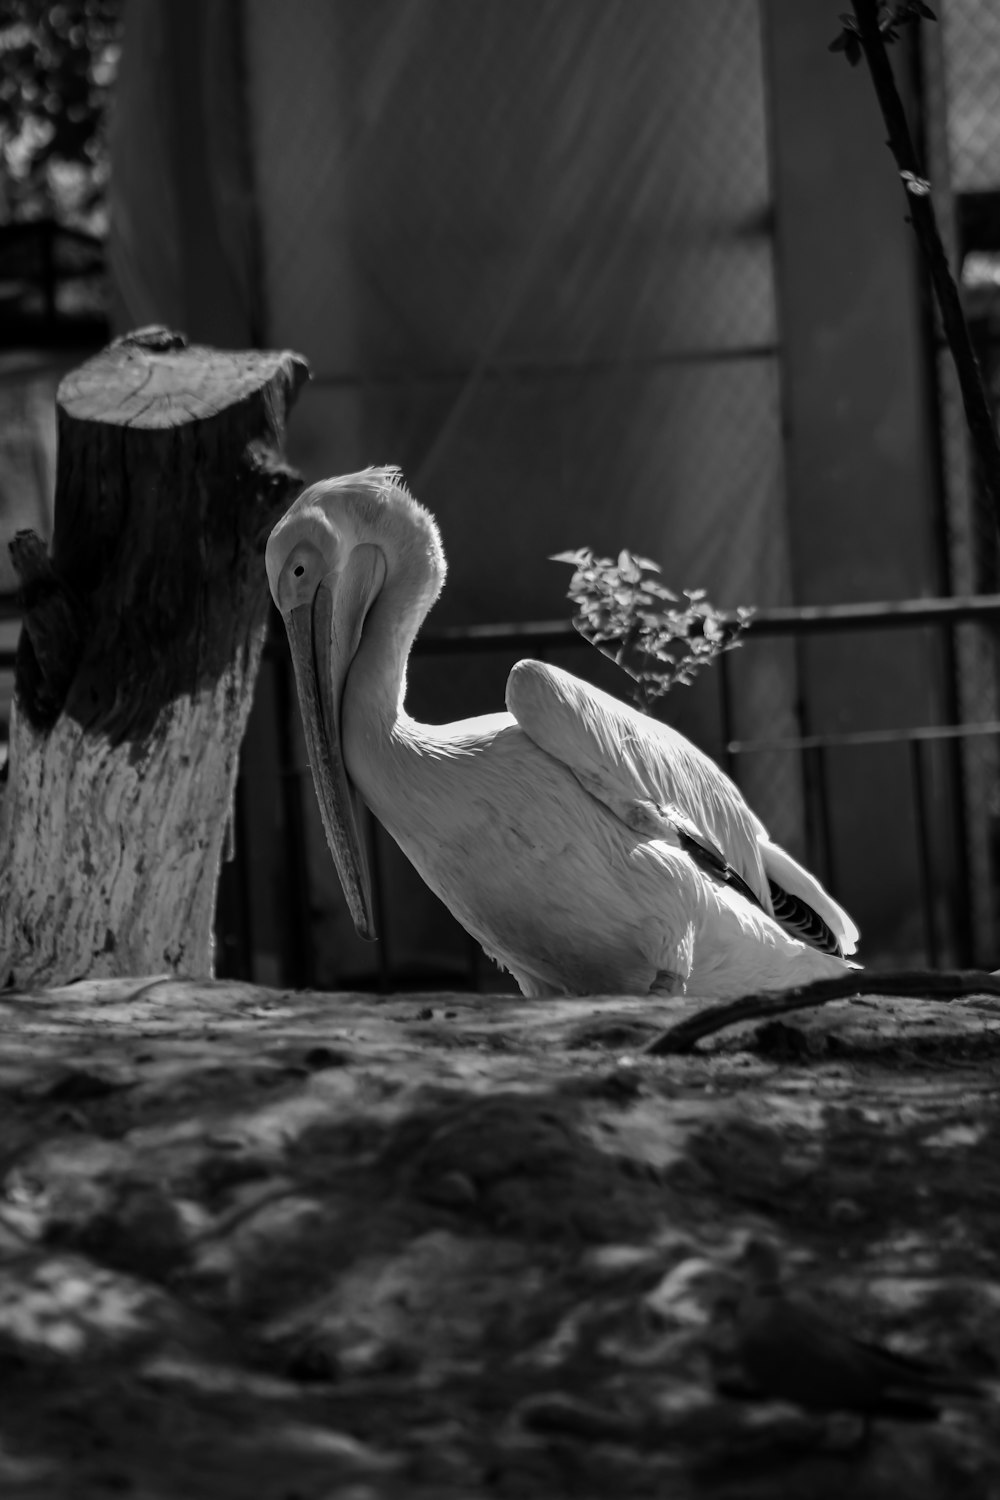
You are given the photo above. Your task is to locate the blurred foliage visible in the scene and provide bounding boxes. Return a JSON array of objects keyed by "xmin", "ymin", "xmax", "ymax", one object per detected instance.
[
  {"xmin": 0, "ymin": 0, "xmax": 123, "ymax": 230},
  {"xmin": 828, "ymin": 2, "xmax": 936, "ymax": 66},
  {"xmin": 552, "ymin": 548, "xmax": 754, "ymax": 715}
]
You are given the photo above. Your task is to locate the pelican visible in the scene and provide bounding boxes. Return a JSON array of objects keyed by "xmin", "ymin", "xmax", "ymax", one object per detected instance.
[{"xmin": 265, "ymin": 467, "xmax": 859, "ymax": 999}]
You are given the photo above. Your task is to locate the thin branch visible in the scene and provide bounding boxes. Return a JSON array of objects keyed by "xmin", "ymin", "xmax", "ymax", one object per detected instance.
[
  {"xmin": 849, "ymin": 0, "xmax": 1000, "ymax": 527},
  {"xmin": 643, "ymin": 968, "xmax": 1000, "ymax": 1056}
]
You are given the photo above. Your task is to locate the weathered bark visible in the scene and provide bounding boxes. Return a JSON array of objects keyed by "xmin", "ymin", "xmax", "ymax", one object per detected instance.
[{"xmin": 0, "ymin": 327, "xmax": 309, "ymax": 987}]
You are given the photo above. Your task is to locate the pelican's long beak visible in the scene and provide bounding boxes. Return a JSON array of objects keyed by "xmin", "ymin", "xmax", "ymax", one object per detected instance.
[{"xmin": 270, "ymin": 535, "xmax": 386, "ymax": 942}]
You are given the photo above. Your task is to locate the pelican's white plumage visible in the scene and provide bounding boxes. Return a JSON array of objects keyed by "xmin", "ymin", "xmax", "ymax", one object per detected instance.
[{"xmin": 266, "ymin": 468, "xmax": 859, "ymax": 1000}]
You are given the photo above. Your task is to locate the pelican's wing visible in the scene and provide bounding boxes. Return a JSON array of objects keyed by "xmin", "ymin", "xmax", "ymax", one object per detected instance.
[
  {"xmin": 506, "ymin": 660, "xmax": 858, "ymax": 957},
  {"xmin": 507, "ymin": 660, "xmax": 767, "ymax": 895}
]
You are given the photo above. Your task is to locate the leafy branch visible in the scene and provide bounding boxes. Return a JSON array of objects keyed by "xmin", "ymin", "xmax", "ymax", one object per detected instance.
[
  {"xmin": 551, "ymin": 548, "xmax": 754, "ymax": 715},
  {"xmin": 828, "ymin": 2, "xmax": 936, "ymax": 67},
  {"xmin": 829, "ymin": 0, "xmax": 1000, "ymax": 536}
]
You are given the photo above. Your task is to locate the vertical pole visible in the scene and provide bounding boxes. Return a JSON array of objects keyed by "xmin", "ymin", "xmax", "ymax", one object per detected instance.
[
  {"xmin": 272, "ymin": 617, "xmax": 315, "ymax": 989},
  {"xmin": 909, "ymin": 735, "xmax": 939, "ymax": 966},
  {"xmin": 804, "ymin": 743, "xmax": 835, "ymax": 890},
  {"xmin": 217, "ymin": 771, "xmax": 254, "ymax": 978},
  {"xmin": 718, "ymin": 649, "xmax": 737, "ymax": 779}
]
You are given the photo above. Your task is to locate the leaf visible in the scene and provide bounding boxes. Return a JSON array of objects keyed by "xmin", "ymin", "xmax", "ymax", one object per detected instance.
[
  {"xmin": 901, "ymin": 169, "xmax": 931, "ymax": 197},
  {"xmin": 617, "ymin": 550, "xmax": 642, "ymax": 583},
  {"xmin": 828, "ymin": 15, "xmax": 859, "ymax": 52},
  {"xmin": 550, "ymin": 549, "xmax": 591, "ymax": 566},
  {"xmin": 644, "ymin": 581, "xmax": 678, "ymax": 603}
]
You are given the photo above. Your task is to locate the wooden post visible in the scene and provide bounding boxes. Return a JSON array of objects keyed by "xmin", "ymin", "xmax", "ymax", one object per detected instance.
[{"xmin": 0, "ymin": 327, "xmax": 309, "ymax": 987}]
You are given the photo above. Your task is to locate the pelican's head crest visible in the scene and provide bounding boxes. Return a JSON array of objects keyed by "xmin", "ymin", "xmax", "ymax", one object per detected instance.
[{"xmin": 266, "ymin": 466, "xmax": 446, "ymax": 618}]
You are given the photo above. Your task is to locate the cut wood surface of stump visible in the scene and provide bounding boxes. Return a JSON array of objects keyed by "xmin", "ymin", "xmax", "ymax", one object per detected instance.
[{"xmin": 0, "ymin": 327, "xmax": 309, "ymax": 988}]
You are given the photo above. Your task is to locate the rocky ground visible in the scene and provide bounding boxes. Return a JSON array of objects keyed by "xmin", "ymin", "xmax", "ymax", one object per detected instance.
[{"xmin": 0, "ymin": 977, "xmax": 999, "ymax": 1498}]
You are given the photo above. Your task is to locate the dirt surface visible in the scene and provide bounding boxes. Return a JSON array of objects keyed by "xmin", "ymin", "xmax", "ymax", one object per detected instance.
[{"xmin": 1, "ymin": 978, "xmax": 999, "ymax": 1498}]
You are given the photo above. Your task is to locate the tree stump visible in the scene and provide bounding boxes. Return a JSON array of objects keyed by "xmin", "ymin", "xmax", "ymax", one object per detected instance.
[{"xmin": 0, "ymin": 327, "xmax": 309, "ymax": 987}]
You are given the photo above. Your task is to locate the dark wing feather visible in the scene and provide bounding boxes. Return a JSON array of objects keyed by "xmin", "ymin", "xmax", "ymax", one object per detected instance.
[
  {"xmin": 767, "ymin": 879, "xmax": 844, "ymax": 956},
  {"xmin": 666, "ymin": 808, "xmax": 770, "ymax": 914}
]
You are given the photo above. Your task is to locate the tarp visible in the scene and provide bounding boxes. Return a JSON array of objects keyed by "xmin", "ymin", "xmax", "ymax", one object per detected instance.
[{"xmin": 109, "ymin": 0, "xmax": 809, "ymax": 984}]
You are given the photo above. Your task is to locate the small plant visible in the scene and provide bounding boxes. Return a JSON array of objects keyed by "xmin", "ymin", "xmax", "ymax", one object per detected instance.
[{"xmin": 551, "ymin": 548, "xmax": 754, "ymax": 714}]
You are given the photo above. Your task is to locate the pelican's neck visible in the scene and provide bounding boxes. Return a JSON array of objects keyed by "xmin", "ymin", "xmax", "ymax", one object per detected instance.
[{"xmin": 344, "ymin": 548, "xmax": 436, "ymax": 749}]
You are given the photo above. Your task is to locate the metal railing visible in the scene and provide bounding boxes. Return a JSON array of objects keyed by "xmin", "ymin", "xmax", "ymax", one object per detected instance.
[
  {"xmin": 714, "ymin": 596, "xmax": 1000, "ymax": 971},
  {"xmin": 3, "ymin": 593, "xmax": 1000, "ymax": 985}
]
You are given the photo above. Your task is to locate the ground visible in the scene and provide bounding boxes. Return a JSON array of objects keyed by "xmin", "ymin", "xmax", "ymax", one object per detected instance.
[{"xmin": 1, "ymin": 978, "xmax": 999, "ymax": 1498}]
